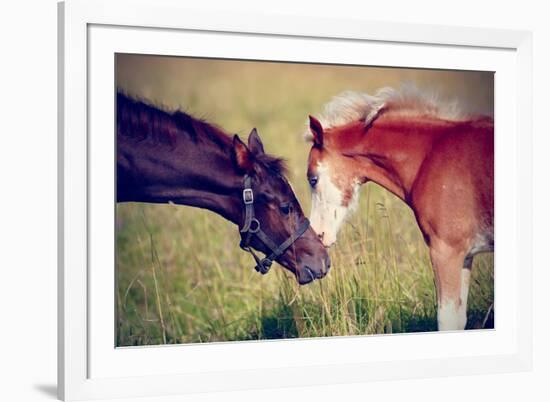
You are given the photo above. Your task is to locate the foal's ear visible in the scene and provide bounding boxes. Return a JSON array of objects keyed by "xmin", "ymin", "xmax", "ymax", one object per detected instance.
[
  {"xmin": 232, "ymin": 135, "xmax": 253, "ymax": 172},
  {"xmin": 247, "ymin": 128, "xmax": 265, "ymax": 155},
  {"xmin": 309, "ymin": 115, "xmax": 324, "ymax": 147}
]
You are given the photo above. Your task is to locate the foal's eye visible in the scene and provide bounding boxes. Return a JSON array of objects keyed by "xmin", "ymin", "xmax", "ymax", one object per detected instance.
[
  {"xmin": 280, "ymin": 203, "xmax": 291, "ymax": 215},
  {"xmin": 308, "ymin": 176, "xmax": 318, "ymax": 188}
]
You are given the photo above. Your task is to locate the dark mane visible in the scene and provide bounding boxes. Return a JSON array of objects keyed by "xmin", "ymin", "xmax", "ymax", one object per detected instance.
[
  {"xmin": 255, "ymin": 153, "xmax": 288, "ymax": 178},
  {"xmin": 117, "ymin": 91, "xmax": 231, "ymax": 150},
  {"xmin": 117, "ymin": 91, "xmax": 287, "ymax": 177}
]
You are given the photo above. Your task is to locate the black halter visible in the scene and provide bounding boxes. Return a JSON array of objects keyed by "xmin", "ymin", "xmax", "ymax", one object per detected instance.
[{"xmin": 239, "ymin": 174, "xmax": 310, "ymax": 275}]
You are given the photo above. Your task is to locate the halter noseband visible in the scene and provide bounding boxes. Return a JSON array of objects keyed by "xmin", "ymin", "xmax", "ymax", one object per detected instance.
[{"xmin": 239, "ymin": 174, "xmax": 310, "ymax": 275}]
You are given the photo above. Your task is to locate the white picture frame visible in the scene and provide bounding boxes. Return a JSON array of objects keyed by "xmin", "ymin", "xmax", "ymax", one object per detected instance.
[{"xmin": 58, "ymin": 0, "xmax": 533, "ymax": 400}]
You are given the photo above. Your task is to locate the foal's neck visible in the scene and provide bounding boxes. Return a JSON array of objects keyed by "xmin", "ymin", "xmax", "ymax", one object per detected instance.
[{"xmin": 349, "ymin": 116, "xmax": 445, "ymax": 201}]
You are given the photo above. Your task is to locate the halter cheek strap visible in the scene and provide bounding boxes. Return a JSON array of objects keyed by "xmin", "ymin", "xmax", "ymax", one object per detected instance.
[{"xmin": 239, "ymin": 175, "xmax": 310, "ymax": 275}]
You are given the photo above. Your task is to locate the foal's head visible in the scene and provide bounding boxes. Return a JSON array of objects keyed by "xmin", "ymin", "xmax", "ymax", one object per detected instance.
[
  {"xmin": 232, "ymin": 129, "xmax": 331, "ymax": 284},
  {"xmin": 305, "ymin": 116, "xmax": 366, "ymax": 248}
]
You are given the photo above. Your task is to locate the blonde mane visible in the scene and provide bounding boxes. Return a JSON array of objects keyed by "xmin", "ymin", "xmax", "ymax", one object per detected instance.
[{"xmin": 305, "ymin": 84, "xmax": 485, "ymax": 141}]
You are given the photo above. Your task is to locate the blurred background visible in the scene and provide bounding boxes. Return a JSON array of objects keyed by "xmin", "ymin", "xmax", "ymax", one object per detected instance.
[{"xmin": 116, "ymin": 54, "xmax": 494, "ymax": 346}]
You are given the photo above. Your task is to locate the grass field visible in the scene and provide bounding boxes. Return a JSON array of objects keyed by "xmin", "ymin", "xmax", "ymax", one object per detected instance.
[{"xmin": 115, "ymin": 55, "xmax": 494, "ymax": 346}]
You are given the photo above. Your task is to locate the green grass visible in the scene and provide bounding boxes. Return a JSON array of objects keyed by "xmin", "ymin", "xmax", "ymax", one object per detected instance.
[{"xmin": 115, "ymin": 56, "xmax": 494, "ymax": 346}]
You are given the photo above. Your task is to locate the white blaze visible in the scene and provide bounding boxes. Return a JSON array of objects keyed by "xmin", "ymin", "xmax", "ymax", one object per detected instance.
[{"xmin": 309, "ymin": 162, "xmax": 359, "ymax": 247}]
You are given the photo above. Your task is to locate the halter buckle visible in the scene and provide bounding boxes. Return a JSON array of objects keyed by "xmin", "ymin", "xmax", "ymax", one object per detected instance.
[{"xmin": 243, "ymin": 188, "xmax": 254, "ymax": 204}]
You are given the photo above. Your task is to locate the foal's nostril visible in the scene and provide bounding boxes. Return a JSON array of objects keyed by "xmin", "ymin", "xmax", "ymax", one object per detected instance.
[{"xmin": 317, "ymin": 232, "xmax": 324, "ymax": 241}]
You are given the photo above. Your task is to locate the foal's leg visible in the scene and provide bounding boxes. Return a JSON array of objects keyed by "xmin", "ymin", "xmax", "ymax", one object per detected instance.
[{"xmin": 430, "ymin": 239, "xmax": 469, "ymax": 331}]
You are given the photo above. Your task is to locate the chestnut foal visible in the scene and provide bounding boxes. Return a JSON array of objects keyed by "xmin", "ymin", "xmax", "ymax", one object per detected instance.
[{"xmin": 305, "ymin": 87, "xmax": 493, "ymax": 330}]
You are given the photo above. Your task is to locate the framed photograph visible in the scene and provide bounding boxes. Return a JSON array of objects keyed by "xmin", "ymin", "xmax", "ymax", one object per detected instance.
[{"xmin": 58, "ymin": 0, "xmax": 533, "ymax": 400}]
